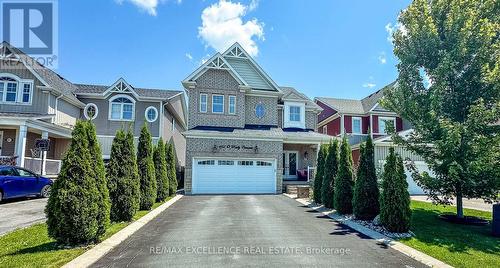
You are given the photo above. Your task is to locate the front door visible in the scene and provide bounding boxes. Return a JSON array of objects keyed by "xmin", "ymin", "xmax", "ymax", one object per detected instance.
[{"xmin": 283, "ymin": 151, "xmax": 298, "ymax": 180}]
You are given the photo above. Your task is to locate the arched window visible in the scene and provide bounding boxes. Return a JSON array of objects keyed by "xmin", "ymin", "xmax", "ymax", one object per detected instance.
[
  {"xmin": 0, "ymin": 74, "xmax": 33, "ymax": 104},
  {"xmin": 109, "ymin": 95, "xmax": 135, "ymax": 120}
]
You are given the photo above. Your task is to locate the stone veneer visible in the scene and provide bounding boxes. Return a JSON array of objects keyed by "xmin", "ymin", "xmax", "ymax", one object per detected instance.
[{"xmin": 185, "ymin": 137, "xmax": 283, "ymax": 194}]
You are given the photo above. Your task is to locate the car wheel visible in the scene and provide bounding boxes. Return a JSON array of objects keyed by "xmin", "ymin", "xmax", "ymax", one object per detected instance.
[{"xmin": 40, "ymin": 185, "xmax": 51, "ymax": 198}]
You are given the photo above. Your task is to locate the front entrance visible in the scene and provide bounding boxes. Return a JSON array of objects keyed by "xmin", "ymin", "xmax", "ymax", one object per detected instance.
[{"xmin": 282, "ymin": 151, "xmax": 298, "ymax": 180}]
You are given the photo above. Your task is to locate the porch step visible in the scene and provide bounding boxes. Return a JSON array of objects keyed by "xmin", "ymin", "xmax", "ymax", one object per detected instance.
[{"xmin": 285, "ymin": 185, "xmax": 310, "ymax": 198}]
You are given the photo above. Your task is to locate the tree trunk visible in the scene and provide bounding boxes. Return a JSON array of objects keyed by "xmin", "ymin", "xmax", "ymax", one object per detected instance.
[{"xmin": 456, "ymin": 188, "xmax": 464, "ymax": 219}]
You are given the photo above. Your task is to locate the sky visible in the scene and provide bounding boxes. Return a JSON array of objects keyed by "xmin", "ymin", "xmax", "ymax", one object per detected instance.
[{"xmin": 54, "ymin": 0, "xmax": 411, "ymax": 100}]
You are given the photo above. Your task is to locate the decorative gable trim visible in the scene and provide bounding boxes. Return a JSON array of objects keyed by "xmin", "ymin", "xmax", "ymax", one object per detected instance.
[
  {"xmin": 183, "ymin": 53, "xmax": 248, "ymax": 88},
  {"xmin": 0, "ymin": 44, "xmax": 19, "ymax": 61},
  {"xmin": 103, "ymin": 78, "xmax": 139, "ymax": 98},
  {"xmin": 222, "ymin": 43, "xmax": 282, "ymax": 93}
]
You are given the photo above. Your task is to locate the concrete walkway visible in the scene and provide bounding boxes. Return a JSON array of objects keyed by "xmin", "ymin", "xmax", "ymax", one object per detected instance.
[
  {"xmin": 411, "ymin": 195, "xmax": 494, "ymax": 212},
  {"xmin": 0, "ymin": 198, "xmax": 47, "ymax": 236}
]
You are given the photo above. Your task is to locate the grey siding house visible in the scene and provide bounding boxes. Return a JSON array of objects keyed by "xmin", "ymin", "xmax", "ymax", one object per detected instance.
[
  {"xmin": 0, "ymin": 42, "xmax": 187, "ymax": 175},
  {"xmin": 182, "ymin": 43, "xmax": 331, "ymax": 195}
]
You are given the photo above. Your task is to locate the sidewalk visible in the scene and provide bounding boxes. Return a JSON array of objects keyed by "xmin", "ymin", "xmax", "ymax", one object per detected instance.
[{"xmin": 411, "ymin": 195, "xmax": 494, "ymax": 212}]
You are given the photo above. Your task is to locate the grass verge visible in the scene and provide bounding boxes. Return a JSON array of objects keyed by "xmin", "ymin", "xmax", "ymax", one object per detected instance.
[
  {"xmin": 0, "ymin": 197, "xmax": 173, "ymax": 268},
  {"xmin": 401, "ymin": 200, "xmax": 499, "ymax": 268}
]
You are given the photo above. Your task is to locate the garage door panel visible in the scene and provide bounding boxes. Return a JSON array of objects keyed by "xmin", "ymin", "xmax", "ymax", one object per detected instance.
[{"xmin": 193, "ymin": 158, "xmax": 276, "ymax": 194}]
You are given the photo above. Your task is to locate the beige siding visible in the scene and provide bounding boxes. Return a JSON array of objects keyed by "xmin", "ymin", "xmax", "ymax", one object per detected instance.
[
  {"xmin": 374, "ymin": 145, "xmax": 425, "ymax": 163},
  {"xmin": 98, "ymin": 135, "xmax": 160, "ymax": 157},
  {"xmin": 162, "ymin": 111, "xmax": 186, "ymax": 166},
  {"xmin": 54, "ymin": 99, "xmax": 80, "ymax": 128}
]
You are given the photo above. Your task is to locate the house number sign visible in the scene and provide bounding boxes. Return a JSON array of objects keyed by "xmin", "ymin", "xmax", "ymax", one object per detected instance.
[{"xmin": 212, "ymin": 144, "xmax": 258, "ymax": 153}]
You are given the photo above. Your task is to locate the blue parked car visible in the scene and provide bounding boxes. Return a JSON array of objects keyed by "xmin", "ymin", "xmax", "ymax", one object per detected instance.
[{"xmin": 0, "ymin": 165, "xmax": 52, "ymax": 202}]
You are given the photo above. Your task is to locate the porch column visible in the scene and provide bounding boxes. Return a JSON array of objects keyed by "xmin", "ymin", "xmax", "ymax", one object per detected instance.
[
  {"xmin": 16, "ymin": 125, "xmax": 27, "ymax": 167},
  {"xmin": 41, "ymin": 131, "xmax": 48, "ymax": 175}
]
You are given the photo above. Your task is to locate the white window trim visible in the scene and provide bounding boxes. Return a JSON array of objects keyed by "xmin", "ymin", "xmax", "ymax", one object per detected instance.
[
  {"xmin": 322, "ymin": 125, "xmax": 327, "ymax": 134},
  {"xmin": 0, "ymin": 73, "xmax": 33, "ymax": 105},
  {"xmin": 352, "ymin": 117, "xmax": 362, "ymax": 134},
  {"xmin": 84, "ymin": 103, "xmax": 99, "ymax": 120},
  {"xmin": 199, "ymin": 93, "xmax": 207, "ymax": 113},
  {"xmin": 145, "ymin": 106, "xmax": 158, "ymax": 123},
  {"xmin": 228, "ymin": 95, "xmax": 236, "ymax": 115},
  {"xmin": 283, "ymin": 101, "xmax": 305, "ymax": 129},
  {"xmin": 212, "ymin": 94, "xmax": 224, "ymax": 114},
  {"xmin": 172, "ymin": 117, "xmax": 176, "ymax": 131},
  {"xmin": 378, "ymin": 116, "xmax": 396, "ymax": 134},
  {"xmin": 108, "ymin": 94, "xmax": 136, "ymax": 121}
]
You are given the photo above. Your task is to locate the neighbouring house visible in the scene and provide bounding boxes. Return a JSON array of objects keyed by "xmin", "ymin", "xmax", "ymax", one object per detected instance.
[
  {"xmin": 0, "ymin": 41, "xmax": 187, "ymax": 176},
  {"xmin": 182, "ymin": 43, "xmax": 331, "ymax": 195},
  {"xmin": 315, "ymin": 84, "xmax": 428, "ymax": 194}
]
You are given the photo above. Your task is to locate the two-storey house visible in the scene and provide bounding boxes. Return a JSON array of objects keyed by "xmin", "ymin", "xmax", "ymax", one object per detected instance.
[
  {"xmin": 0, "ymin": 42, "xmax": 187, "ymax": 176},
  {"xmin": 315, "ymin": 84, "xmax": 429, "ymax": 194},
  {"xmin": 182, "ymin": 43, "xmax": 331, "ymax": 195}
]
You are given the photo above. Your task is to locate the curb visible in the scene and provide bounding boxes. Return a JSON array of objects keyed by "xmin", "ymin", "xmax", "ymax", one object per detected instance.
[
  {"xmin": 62, "ymin": 194, "xmax": 183, "ymax": 268},
  {"xmin": 283, "ymin": 194, "xmax": 453, "ymax": 268}
]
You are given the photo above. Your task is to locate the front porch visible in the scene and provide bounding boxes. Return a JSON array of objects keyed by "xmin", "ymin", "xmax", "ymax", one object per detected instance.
[{"xmin": 0, "ymin": 118, "xmax": 72, "ymax": 176}]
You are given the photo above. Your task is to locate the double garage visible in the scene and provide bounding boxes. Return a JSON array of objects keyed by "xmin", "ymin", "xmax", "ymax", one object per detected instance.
[{"xmin": 191, "ymin": 158, "xmax": 277, "ymax": 194}]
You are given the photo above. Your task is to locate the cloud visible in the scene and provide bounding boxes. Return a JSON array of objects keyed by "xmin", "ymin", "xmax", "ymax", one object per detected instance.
[
  {"xmin": 199, "ymin": 54, "xmax": 211, "ymax": 65},
  {"xmin": 185, "ymin": 53, "xmax": 193, "ymax": 61},
  {"xmin": 378, "ymin": 52, "xmax": 386, "ymax": 64},
  {"xmin": 248, "ymin": 0, "xmax": 259, "ymax": 11},
  {"xmin": 363, "ymin": 83, "xmax": 376, "ymax": 88},
  {"xmin": 198, "ymin": 0, "xmax": 264, "ymax": 57},
  {"xmin": 116, "ymin": 0, "xmax": 181, "ymax": 16},
  {"xmin": 385, "ymin": 22, "xmax": 407, "ymax": 43}
]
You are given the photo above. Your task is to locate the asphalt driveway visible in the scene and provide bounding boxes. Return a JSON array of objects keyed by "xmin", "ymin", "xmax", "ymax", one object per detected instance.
[
  {"xmin": 0, "ymin": 198, "xmax": 47, "ymax": 236},
  {"xmin": 92, "ymin": 195, "xmax": 426, "ymax": 267}
]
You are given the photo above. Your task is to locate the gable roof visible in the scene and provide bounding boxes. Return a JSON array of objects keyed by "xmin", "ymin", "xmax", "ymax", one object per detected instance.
[
  {"xmin": 316, "ymin": 82, "xmax": 396, "ymax": 114},
  {"xmin": 74, "ymin": 82, "xmax": 182, "ymax": 100},
  {"xmin": 1, "ymin": 41, "xmax": 84, "ymax": 107},
  {"xmin": 183, "ymin": 43, "xmax": 281, "ymax": 92},
  {"xmin": 281, "ymin": 86, "xmax": 321, "ymax": 110}
]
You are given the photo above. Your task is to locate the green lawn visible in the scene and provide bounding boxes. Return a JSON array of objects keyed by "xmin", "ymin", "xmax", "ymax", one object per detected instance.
[
  {"xmin": 401, "ymin": 200, "xmax": 499, "ymax": 268},
  {"xmin": 0, "ymin": 197, "xmax": 172, "ymax": 268}
]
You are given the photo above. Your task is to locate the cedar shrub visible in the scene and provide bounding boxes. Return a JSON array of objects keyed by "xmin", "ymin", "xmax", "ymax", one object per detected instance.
[
  {"xmin": 353, "ymin": 135, "xmax": 380, "ymax": 220},
  {"xmin": 137, "ymin": 124, "xmax": 157, "ymax": 210},
  {"xmin": 334, "ymin": 137, "xmax": 354, "ymax": 214},
  {"xmin": 166, "ymin": 142, "xmax": 178, "ymax": 196},
  {"xmin": 154, "ymin": 138, "xmax": 169, "ymax": 202},
  {"xmin": 313, "ymin": 144, "xmax": 328, "ymax": 204},
  {"xmin": 107, "ymin": 129, "xmax": 140, "ymax": 222},
  {"xmin": 321, "ymin": 139, "xmax": 339, "ymax": 208},
  {"xmin": 380, "ymin": 147, "xmax": 412, "ymax": 232},
  {"xmin": 46, "ymin": 121, "xmax": 101, "ymax": 245}
]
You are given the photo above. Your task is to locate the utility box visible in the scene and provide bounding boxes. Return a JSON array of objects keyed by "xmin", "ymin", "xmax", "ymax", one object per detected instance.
[{"xmin": 493, "ymin": 204, "xmax": 500, "ymax": 237}]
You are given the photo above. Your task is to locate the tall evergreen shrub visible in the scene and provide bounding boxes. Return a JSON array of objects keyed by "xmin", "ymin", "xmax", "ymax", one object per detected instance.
[
  {"xmin": 83, "ymin": 121, "xmax": 111, "ymax": 237},
  {"xmin": 313, "ymin": 144, "xmax": 327, "ymax": 204},
  {"xmin": 380, "ymin": 147, "xmax": 412, "ymax": 232},
  {"xmin": 107, "ymin": 129, "xmax": 140, "ymax": 222},
  {"xmin": 322, "ymin": 139, "xmax": 339, "ymax": 208},
  {"xmin": 166, "ymin": 143, "xmax": 178, "ymax": 196},
  {"xmin": 46, "ymin": 121, "xmax": 101, "ymax": 245},
  {"xmin": 137, "ymin": 124, "xmax": 157, "ymax": 210},
  {"xmin": 154, "ymin": 138, "xmax": 169, "ymax": 202},
  {"xmin": 353, "ymin": 135, "xmax": 380, "ymax": 220},
  {"xmin": 334, "ymin": 137, "xmax": 354, "ymax": 214}
]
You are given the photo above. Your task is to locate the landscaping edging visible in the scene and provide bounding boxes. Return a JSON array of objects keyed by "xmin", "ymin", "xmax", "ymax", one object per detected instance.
[
  {"xmin": 283, "ymin": 194, "xmax": 453, "ymax": 268},
  {"xmin": 62, "ymin": 194, "xmax": 183, "ymax": 268}
]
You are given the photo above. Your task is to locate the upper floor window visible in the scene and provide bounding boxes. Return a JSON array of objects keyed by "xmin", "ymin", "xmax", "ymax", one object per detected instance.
[
  {"xmin": 228, "ymin": 95, "xmax": 236, "ymax": 114},
  {"xmin": 212, "ymin": 95, "xmax": 224, "ymax": 114},
  {"xmin": 284, "ymin": 102, "xmax": 305, "ymax": 129},
  {"xmin": 199, "ymin": 93, "xmax": 207, "ymax": 113},
  {"xmin": 0, "ymin": 75, "xmax": 33, "ymax": 104},
  {"xmin": 145, "ymin": 106, "xmax": 158, "ymax": 122},
  {"xmin": 109, "ymin": 95, "xmax": 135, "ymax": 121},
  {"xmin": 378, "ymin": 117, "xmax": 395, "ymax": 134},
  {"xmin": 84, "ymin": 103, "xmax": 98, "ymax": 120},
  {"xmin": 289, "ymin": 106, "xmax": 301, "ymax": 122},
  {"xmin": 352, "ymin": 117, "xmax": 362, "ymax": 134},
  {"xmin": 322, "ymin": 125, "xmax": 327, "ymax": 134}
]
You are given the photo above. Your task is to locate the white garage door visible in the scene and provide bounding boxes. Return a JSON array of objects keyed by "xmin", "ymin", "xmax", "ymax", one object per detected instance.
[
  {"xmin": 192, "ymin": 158, "xmax": 276, "ymax": 194},
  {"xmin": 379, "ymin": 160, "xmax": 431, "ymax": 195}
]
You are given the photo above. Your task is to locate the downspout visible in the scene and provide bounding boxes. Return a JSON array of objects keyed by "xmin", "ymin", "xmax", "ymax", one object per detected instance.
[{"xmin": 52, "ymin": 93, "xmax": 63, "ymax": 124}]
